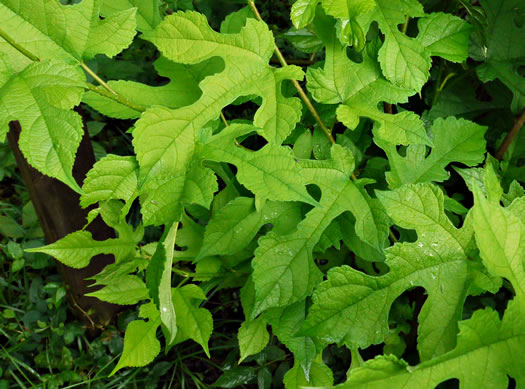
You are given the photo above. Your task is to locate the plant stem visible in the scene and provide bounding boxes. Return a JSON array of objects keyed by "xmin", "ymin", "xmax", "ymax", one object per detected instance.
[
  {"xmin": 247, "ymin": 0, "xmax": 336, "ymax": 145},
  {"xmin": 220, "ymin": 111, "xmax": 229, "ymax": 127},
  {"xmin": 85, "ymin": 83, "xmax": 146, "ymax": 113},
  {"xmin": 80, "ymin": 62, "xmax": 117, "ymax": 95},
  {"xmin": 495, "ymin": 108, "xmax": 525, "ymax": 160},
  {"xmin": 401, "ymin": 15, "xmax": 410, "ymax": 34},
  {"xmin": 0, "ymin": 27, "xmax": 40, "ymax": 62},
  {"xmin": 270, "ymin": 58, "xmax": 315, "ymax": 66}
]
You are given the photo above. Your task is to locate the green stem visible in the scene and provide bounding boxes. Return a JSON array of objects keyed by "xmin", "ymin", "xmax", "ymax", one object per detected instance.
[
  {"xmin": 0, "ymin": 27, "xmax": 40, "ymax": 62},
  {"xmin": 85, "ymin": 83, "xmax": 146, "ymax": 113},
  {"xmin": 220, "ymin": 111, "xmax": 229, "ymax": 127},
  {"xmin": 247, "ymin": 0, "xmax": 335, "ymax": 145},
  {"xmin": 80, "ymin": 62, "xmax": 117, "ymax": 95},
  {"xmin": 401, "ymin": 15, "xmax": 410, "ymax": 34}
]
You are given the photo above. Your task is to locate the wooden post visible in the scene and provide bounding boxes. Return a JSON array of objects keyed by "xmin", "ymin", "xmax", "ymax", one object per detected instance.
[{"xmin": 7, "ymin": 120, "xmax": 120, "ymax": 333}]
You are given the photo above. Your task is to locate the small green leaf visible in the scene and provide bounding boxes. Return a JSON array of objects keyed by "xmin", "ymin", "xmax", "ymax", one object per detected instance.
[
  {"xmin": 172, "ymin": 284, "xmax": 213, "ymax": 357},
  {"xmin": 146, "ymin": 222, "xmax": 179, "ymax": 345},
  {"xmin": 214, "ymin": 367, "xmax": 257, "ymax": 388},
  {"xmin": 283, "ymin": 355, "xmax": 333, "ymax": 389},
  {"xmin": 111, "ymin": 302, "xmax": 161, "ymax": 375},
  {"xmin": 238, "ymin": 317, "xmax": 269, "ymax": 363},
  {"xmin": 86, "ymin": 275, "xmax": 149, "ymax": 305},
  {"xmin": 379, "ymin": 117, "xmax": 487, "ymax": 188},
  {"xmin": 416, "ymin": 13, "xmax": 473, "ymax": 62},
  {"xmin": 26, "ymin": 229, "xmax": 138, "ymax": 269},
  {"xmin": 101, "ymin": 0, "xmax": 161, "ymax": 32},
  {"xmin": 472, "ymin": 178, "xmax": 525, "ymax": 303},
  {"xmin": 201, "ymin": 124, "xmax": 315, "ymax": 206},
  {"xmin": 266, "ymin": 301, "xmax": 317, "ymax": 378},
  {"xmin": 80, "ymin": 154, "xmax": 139, "ymax": 209},
  {"xmin": 291, "ymin": 0, "xmax": 320, "ymax": 29}
]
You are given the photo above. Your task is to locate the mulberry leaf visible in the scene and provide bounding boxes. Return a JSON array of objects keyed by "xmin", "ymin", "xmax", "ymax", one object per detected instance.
[
  {"xmin": 0, "ymin": 0, "xmax": 137, "ymax": 66},
  {"xmin": 0, "ymin": 60, "xmax": 85, "ymax": 191},
  {"xmin": 307, "ymin": 14, "xmax": 429, "ymax": 146},
  {"xmin": 378, "ymin": 117, "xmax": 487, "ymax": 188},
  {"xmin": 252, "ymin": 145, "xmax": 389, "ymax": 316},
  {"xmin": 302, "ymin": 184, "xmax": 474, "ymax": 360}
]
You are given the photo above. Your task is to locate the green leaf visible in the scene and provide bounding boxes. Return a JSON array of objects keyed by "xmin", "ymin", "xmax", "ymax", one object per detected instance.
[
  {"xmin": 0, "ymin": 0, "xmax": 137, "ymax": 65},
  {"xmin": 220, "ymin": 6, "xmax": 258, "ymax": 35},
  {"xmin": 131, "ymin": 11, "xmax": 307, "ymax": 224},
  {"xmin": 471, "ymin": 0, "xmax": 525, "ymax": 112},
  {"xmin": 83, "ymin": 57, "xmax": 222, "ymax": 119},
  {"xmin": 87, "ymin": 256, "xmax": 148, "ymax": 286},
  {"xmin": 265, "ymin": 301, "xmax": 317, "ymax": 378},
  {"xmin": 471, "ymin": 0, "xmax": 525, "ymax": 63},
  {"xmin": 238, "ymin": 317, "xmax": 270, "ymax": 363},
  {"xmin": 111, "ymin": 302, "xmax": 161, "ymax": 375},
  {"xmin": 101, "ymin": 0, "xmax": 161, "ymax": 32},
  {"xmin": 171, "ymin": 284, "xmax": 213, "ymax": 357},
  {"xmin": 141, "ymin": 11, "xmax": 303, "ymax": 144},
  {"xmin": 472, "ymin": 177, "xmax": 525, "ymax": 303},
  {"xmin": 303, "ymin": 184, "xmax": 473, "ymax": 360},
  {"xmin": 132, "ymin": 106, "xmax": 215, "ymax": 226},
  {"xmin": 291, "ymin": 0, "xmax": 320, "ymax": 29},
  {"xmin": 146, "ymin": 222, "xmax": 179, "ymax": 345},
  {"xmin": 201, "ymin": 124, "xmax": 315, "ymax": 206},
  {"xmin": 416, "ymin": 12, "xmax": 473, "ymax": 63},
  {"xmin": 86, "ymin": 275, "xmax": 149, "ymax": 305},
  {"xmin": 0, "ymin": 60, "xmax": 85, "ymax": 191},
  {"xmin": 26, "ymin": 228, "xmax": 139, "ymax": 269},
  {"xmin": 80, "ymin": 154, "xmax": 139, "ymax": 209},
  {"xmin": 214, "ymin": 367, "xmax": 257, "ymax": 388},
  {"xmin": 477, "ymin": 61, "xmax": 525, "ymax": 113},
  {"xmin": 378, "ymin": 117, "xmax": 487, "ymax": 188},
  {"xmin": 258, "ymin": 368, "xmax": 272, "ymax": 389},
  {"xmin": 197, "ymin": 197, "xmax": 300, "ymax": 260},
  {"xmin": 426, "ymin": 77, "xmax": 508, "ymax": 122},
  {"xmin": 321, "ymin": 0, "xmax": 376, "ymax": 19},
  {"xmin": 372, "ymin": 0, "xmax": 429, "ymax": 91},
  {"xmin": 283, "ymin": 355, "xmax": 333, "ymax": 389},
  {"xmin": 307, "ymin": 15, "xmax": 429, "ymax": 146},
  {"xmin": 252, "ymin": 145, "xmax": 389, "ymax": 316},
  {"xmin": 337, "ymin": 302, "xmax": 525, "ymax": 388}
]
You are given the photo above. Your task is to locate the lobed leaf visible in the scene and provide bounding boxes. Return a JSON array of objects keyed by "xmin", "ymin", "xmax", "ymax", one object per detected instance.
[
  {"xmin": 171, "ymin": 284, "xmax": 213, "ymax": 357},
  {"xmin": 252, "ymin": 145, "xmax": 389, "ymax": 316},
  {"xmin": 303, "ymin": 184, "xmax": 473, "ymax": 360},
  {"xmin": 111, "ymin": 302, "xmax": 161, "ymax": 375},
  {"xmin": 337, "ymin": 302, "xmax": 525, "ymax": 388},
  {"xmin": 378, "ymin": 117, "xmax": 487, "ymax": 188},
  {"xmin": 0, "ymin": 0, "xmax": 137, "ymax": 66}
]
